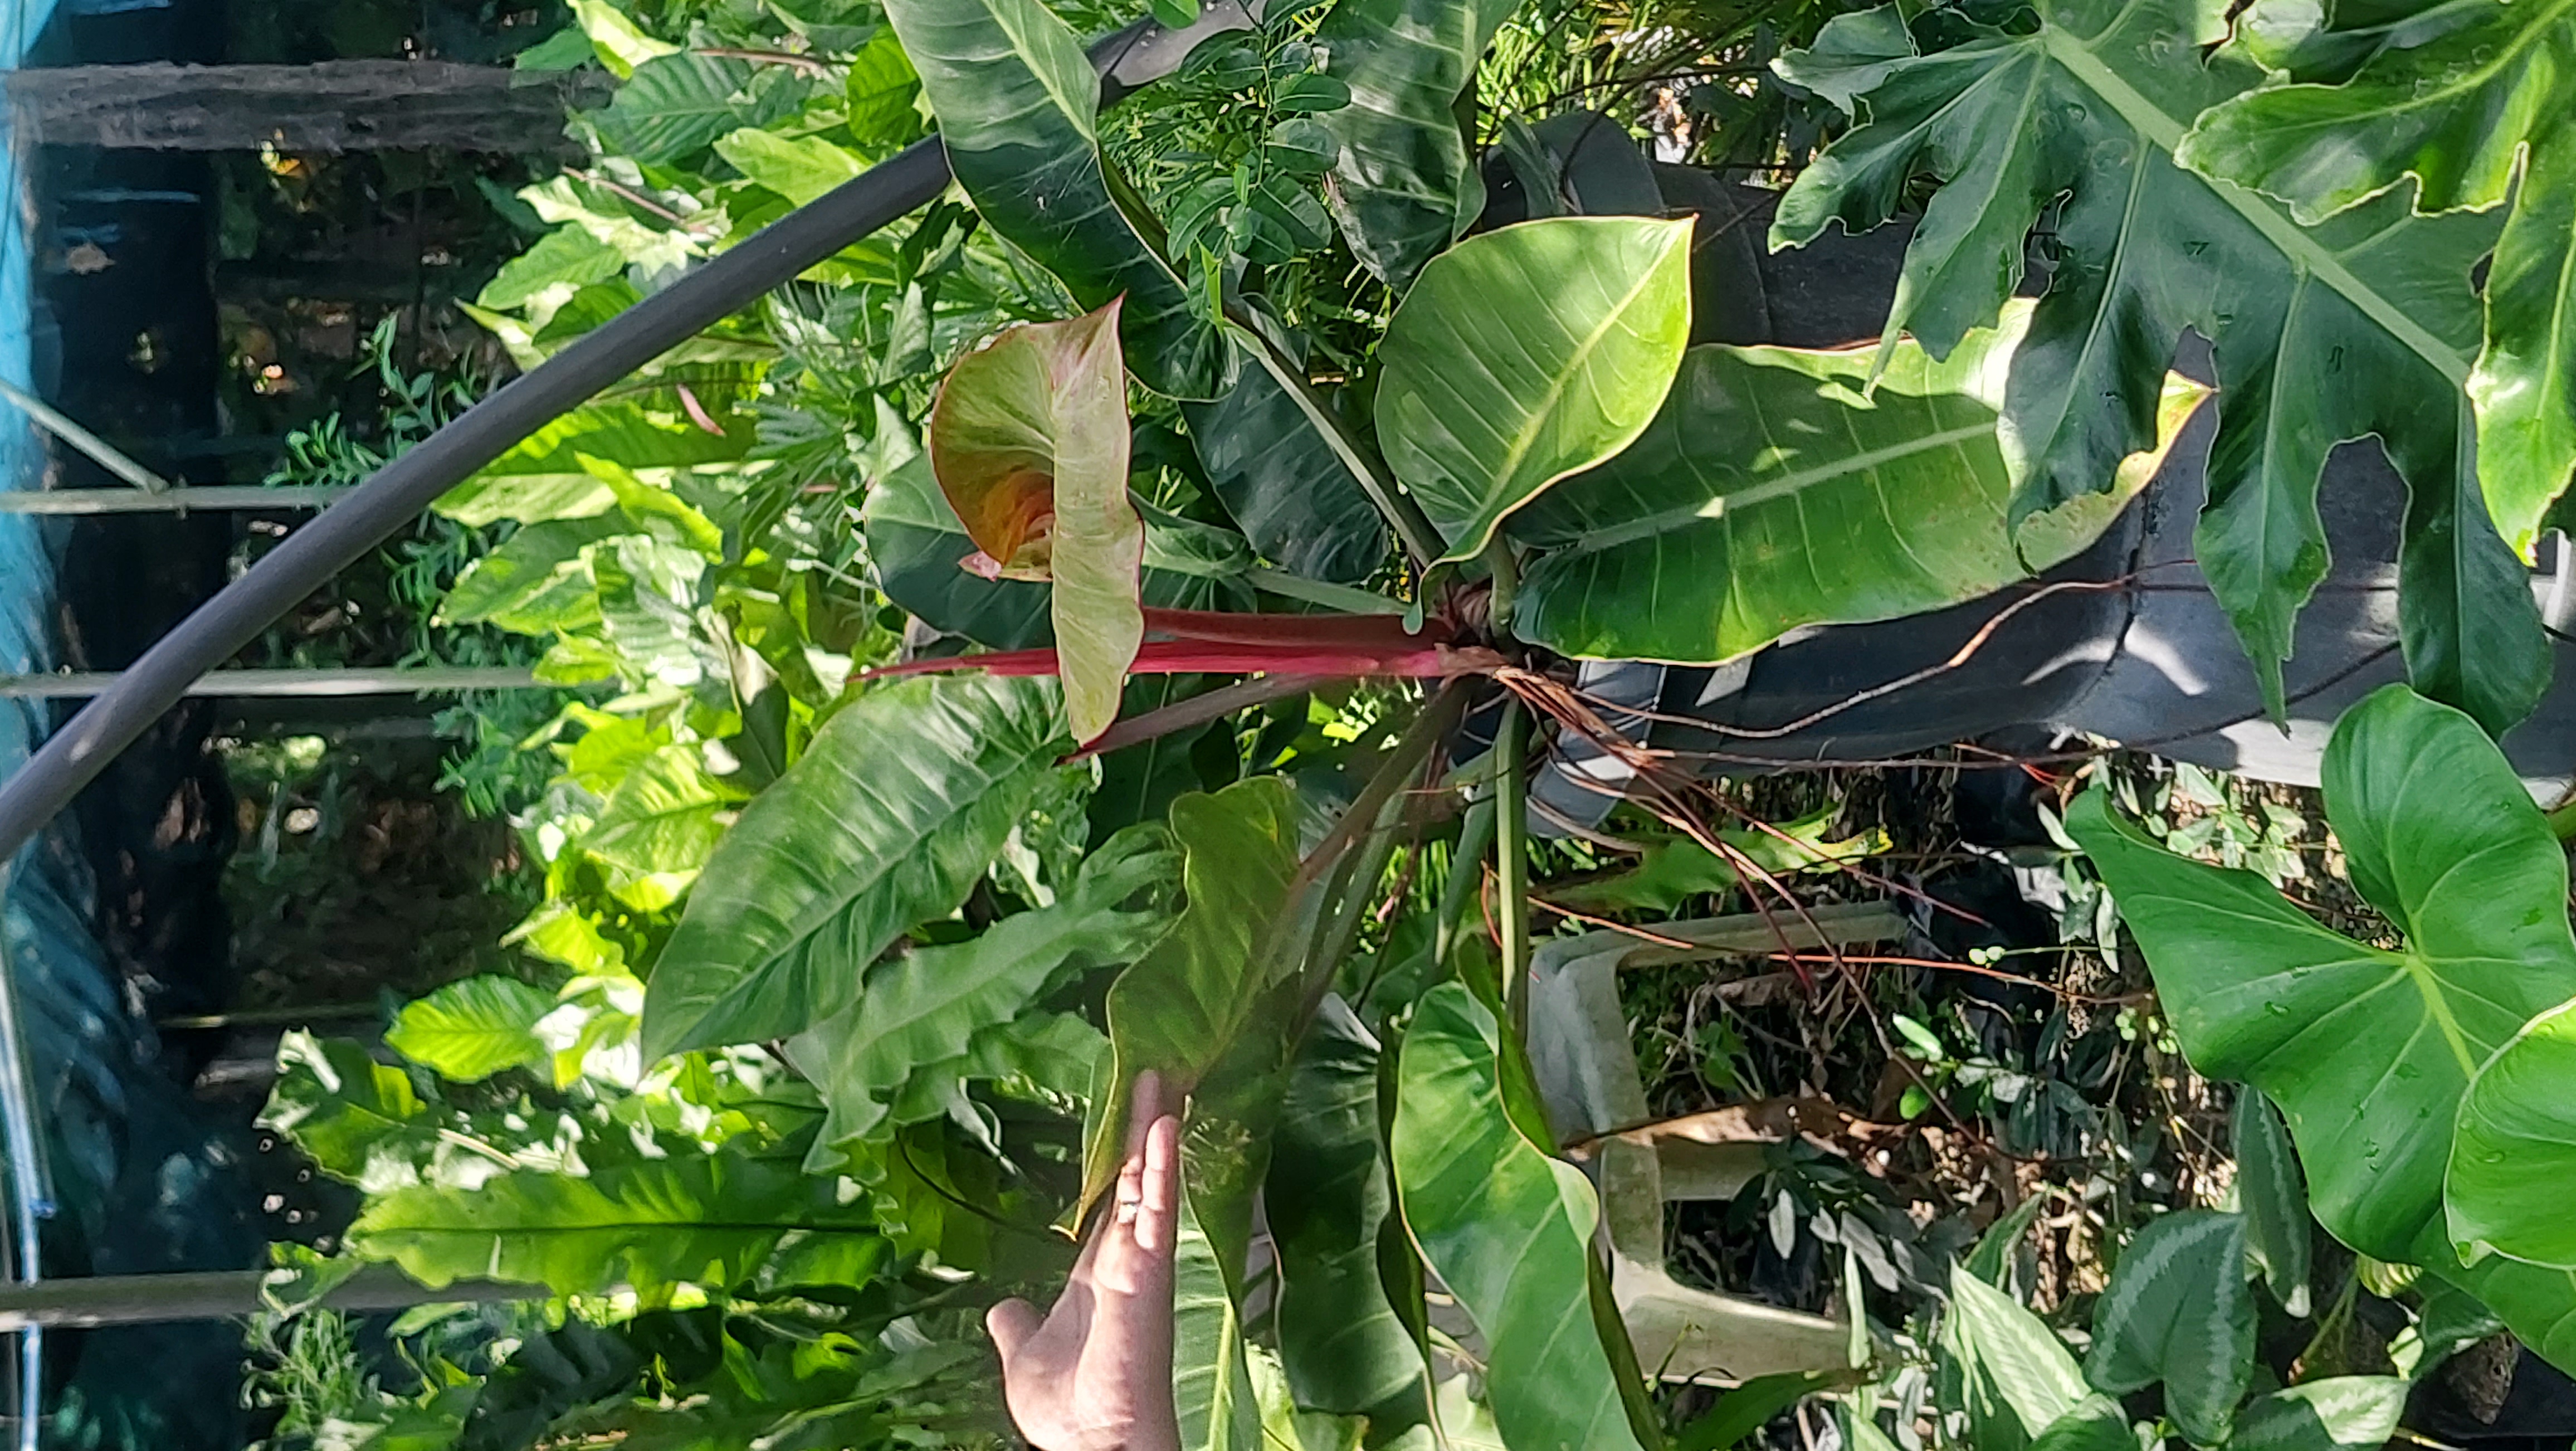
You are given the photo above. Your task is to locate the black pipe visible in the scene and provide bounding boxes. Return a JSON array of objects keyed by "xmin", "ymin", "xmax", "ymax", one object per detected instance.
[{"xmin": 0, "ymin": 7, "xmax": 1256, "ymax": 868}]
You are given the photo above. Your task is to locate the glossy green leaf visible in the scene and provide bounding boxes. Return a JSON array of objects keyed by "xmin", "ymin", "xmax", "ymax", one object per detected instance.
[
  {"xmin": 438, "ymin": 515, "xmax": 625, "ymax": 633},
  {"xmin": 842, "ymin": 27, "xmax": 922, "ymax": 149},
  {"xmin": 1391, "ymin": 982, "xmax": 1647, "ymax": 1451},
  {"xmin": 583, "ymin": 746, "xmax": 731, "ymax": 882},
  {"xmin": 2236, "ymin": 1089, "xmax": 2314, "ymax": 1316},
  {"xmin": 928, "ymin": 303, "xmax": 1140, "ymax": 742},
  {"xmin": 1511, "ymin": 306, "xmax": 2208, "ymax": 662},
  {"xmin": 2176, "ymin": 1, "xmax": 2576, "ymax": 559},
  {"xmin": 2418, "ymin": 1249, "xmax": 2576, "ymax": 1369},
  {"xmin": 347, "ymin": 1147, "xmax": 885, "ymax": 1298},
  {"xmin": 592, "ymin": 53, "xmax": 796, "ymax": 165},
  {"xmin": 1773, "ymin": 0, "xmax": 2548, "ymax": 732},
  {"xmin": 786, "ymin": 827, "xmax": 1177, "ymax": 1158},
  {"xmin": 384, "ymin": 977, "xmax": 558, "ymax": 1084},
  {"xmin": 260, "ymin": 1031, "xmax": 430, "ymax": 1186},
  {"xmin": 880, "ymin": 0, "xmax": 1227, "ymax": 398},
  {"xmin": 1183, "ymin": 363, "xmax": 1386, "ymax": 585},
  {"xmin": 1943, "ymin": 1264, "xmax": 2089, "ymax": 1445},
  {"xmin": 2081, "ymin": 1210, "xmax": 2254, "ymax": 1445},
  {"xmin": 2227, "ymin": 1377, "xmax": 2410, "ymax": 1451},
  {"xmin": 1267, "ymin": 1001, "xmax": 1424, "ymax": 1416},
  {"xmin": 1674, "ymin": 1372, "xmax": 1829, "ymax": 1451},
  {"xmin": 1311, "ymin": 0, "xmax": 1518, "ymax": 286},
  {"xmin": 477, "ymin": 225, "xmax": 626, "ymax": 312},
  {"xmin": 435, "ymin": 402, "xmax": 755, "ymax": 528},
  {"xmin": 2026, "ymin": 1398, "xmax": 2133, "ymax": 1451},
  {"xmin": 1084, "ymin": 778, "xmax": 1301, "ymax": 1214},
  {"xmin": 714, "ymin": 126, "xmax": 866, "ymax": 207},
  {"xmin": 641, "ymin": 675, "xmax": 1067, "ymax": 1058},
  {"xmin": 863, "ymin": 453, "xmax": 1052, "ymax": 649},
  {"xmin": 2070, "ymin": 685, "xmax": 2576, "ymax": 1264},
  {"xmin": 569, "ymin": 0, "xmax": 675, "ymax": 77},
  {"xmin": 1175, "ymin": 1195, "xmax": 1262, "ymax": 1451},
  {"xmin": 1377, "ymin": 216, "xmax": 1695, "ymax": 563},
  {"xmin": 2450, "ymin": 997, "xmax": 2576, "ymax": 1267}
]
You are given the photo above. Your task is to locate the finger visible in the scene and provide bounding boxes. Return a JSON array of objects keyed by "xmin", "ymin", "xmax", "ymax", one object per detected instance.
[
  {"xmin": 1124, "ymin": 1069, "xmax": 1164, "ymax": 1160},
  {"xmin": 1133, "ymin": 1112, "xmax": 1182, "ymax": 1260},
  {"xmin": 985, "ymin": 1298, "xmax": 1041, "ymax": 1368}
]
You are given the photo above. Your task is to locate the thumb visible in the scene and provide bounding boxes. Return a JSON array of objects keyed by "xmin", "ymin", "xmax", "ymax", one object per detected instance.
[{"xmin": 985, "ymin": 1298, "xmax": 1042, "ymax": 1368}]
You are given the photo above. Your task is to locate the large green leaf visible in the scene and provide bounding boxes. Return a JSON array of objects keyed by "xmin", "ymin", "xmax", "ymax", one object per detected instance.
[
  {"xmin": 260, "ymin": 1031, "xmax": 430, "ymax": 1187},
  {"xmin": 785, "ymin": 827, "xmax": 1178, "ymax": 1158},
  {"xmin": 1083, "ymin": 778, "xmax": 1301, "ymax": 1216},
  {"xmin": 2026, "ymin": 1399, "xmax": 2135, "ymax": 1451},
  {"xmin": 2081, "ymin": 1210, "xmax": 2253, "ymax": 1445},
  {"xmin": 384, "ymin": 976, "xmax": 559, "ymax": 1084},
  {"xmin": 2227, "ymin": 1377, "xmax": 2410, "ymax": 1451},
  {"xmin": 1175, "ymin": 1195, "xmax": 1262, "ymax": 1451},
  {"xmin": 880, "ymin": 0, "xmax": 1227, "ymax": 399},
  {"xmin": 2450, "ymin": 997, "xmax": 2576, "ymax": 1268},
  {"xmin": 2235, "ymin": 1089, "xmax": 2314, "ymax": 1316},
  {"xmin": 1942, "ymin": 1264, "xmax": 2090, "ymax": 1448},
  {"xmin": 478, "ymin": 225, "xmax": 626, "ymax": 312},
  {"xmin": 346, "ymin": 1147, "xmax": 886, "ymax": 1298},
  {"xmin": 1183, "ymin": 363, "xmax": 1386, "ymax": 585},
  {"xmin": 591, "ymin": 53, "xmax": 802, "ymax": 164},
  {"xmin": 1509, "ymin": 305, "xmax": 2207, "ymax": 662},
  {"xmin": 928, "ymin": 303, "xmax": 1140, "ymax": 743},
  {"xmin": 2070, "ymin": 685, "xmax": 2576, "ymax": 1263},
  {"xmin": 435, "ymin": 402, "xmax": 757, "ymax": 528},
  {"xmin": 1311, "ymin": 0, "xmax": 1518, "ymax": 287},
  {"xmin": 583, "ymin": 746, "xmax": 731, "ymax": 882},
  {"xmin": 713, "ymin": 126, "xmax": 867, "ymax": 207},
  {"xmin": 640, "ymin": 675, "xmax": 1067, "ymax": 1058},
  {"xmin": 1772, "ymin": 0, "xmax": 2548, "ymax": 733},
  {"xmin": 2175, "ymin": 0, "xmax": 2576, "ymax": 558},
  {"xmin": 1376, "ymin": 216, "xmax": 1695, "ymax": 563},
  {"xmin": 1267, "ymin": 1001, "xmax": 1424, "ymax": 1416},
  {"xmin": 440, "ymin": 515, "xmax": 625, "ymax": 634},
  {"xmin": 1390, "ymin": 982, "xmax": 1647, "ymax": 1451},
  {"xmin": 863, "ymin": 454, "xmax": 1052, "ymax": 649}
]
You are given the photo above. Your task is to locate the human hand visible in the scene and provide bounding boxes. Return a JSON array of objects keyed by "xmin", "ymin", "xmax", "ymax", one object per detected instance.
[{"xmin": 987, "ymin": 1071, "xmax": 1183, "ymax": 1451}]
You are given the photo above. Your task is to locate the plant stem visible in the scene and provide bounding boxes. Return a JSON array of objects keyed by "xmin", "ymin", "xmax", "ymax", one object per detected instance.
[
  {"xmin": 1495, "ymin": 698, "xmax": 1533, "ymax": 1043},
  {"xmin": 1244, "ymin": 567, "xmax": 1408, "ymax": 616},
  {"xmin": 1437, "ymin": 793, "xmax": 1495, "ymax": 971},
  {"xmin": 1483, "ymin": 533, "xmax": 1520, "ymax": 632},
  {"xmin": 1222, "ymin": 317, "xmax": 1446, "ymax": 569}
]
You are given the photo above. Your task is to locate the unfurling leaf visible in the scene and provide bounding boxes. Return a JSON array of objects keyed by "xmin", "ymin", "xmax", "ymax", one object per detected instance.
[{"xmin": 929, "ymin": 302, "xmax": 1140, "ymax": 743}]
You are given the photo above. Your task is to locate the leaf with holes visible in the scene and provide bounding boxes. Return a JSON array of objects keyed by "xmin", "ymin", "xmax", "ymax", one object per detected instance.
[
  {"xmin": 1772, "ymin": 0, "xmax": 2547, "ymax": 733},
  {"xmin": 928, "ymin": 303, "xmax": 1140, "ymax": 742},
  {"xmin": 1509, "ymin": 304, "xmax": 2208, "ymax": 662},
  {"xmin": 2175, "ymin": 0, "xmax": 2576, "ymax": 559},
  {"xmin": 1377, "ymin": 216, "xmax": 1695, "ymax": 564}
]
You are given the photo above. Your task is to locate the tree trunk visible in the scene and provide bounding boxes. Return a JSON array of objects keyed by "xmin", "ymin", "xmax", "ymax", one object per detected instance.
[{"xmin": 3, "ymin": 62, "xmax": 612, "ymax": 153}]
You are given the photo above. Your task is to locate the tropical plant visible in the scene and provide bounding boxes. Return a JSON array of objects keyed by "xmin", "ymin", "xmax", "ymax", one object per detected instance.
[{"xmin": 258, "ymin": 0, "xmax": 2576, "ymax": 1442}]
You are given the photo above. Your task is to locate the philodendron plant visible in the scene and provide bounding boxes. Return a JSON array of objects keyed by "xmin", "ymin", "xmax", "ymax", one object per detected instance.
[{"xmin": 2075, "ymin": 684, "xmax": 2576, "ymax": 1371}]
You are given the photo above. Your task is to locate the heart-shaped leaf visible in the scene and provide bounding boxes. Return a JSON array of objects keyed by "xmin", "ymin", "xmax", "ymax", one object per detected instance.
[
  {"xmin": 1509, "ymin": 303, "xmax": 2208, "ymax": 662},
  {"xmin": 2071, "ymin": 686, "xmax": 2576, "ymax": 1260},
  {"xmin": 2082, "ymin": 1210, "xmax": 2253, "ymax": 1445},
  {"xmin": 2227, "ymin": 1377, "xmax": 2409, "ymax": 1451},
  {"xmin": 1376, "ymin": 216, "xmax": 1695, "ymax": 563},
  {"xmin": 641, "ymin": 675, "xmax": 1069, "ymax": 1058},
  {"xmin": 881, "ymin": 0, "xmax": 1227, "ymax": 398},
  {"xmin": 1772, "ymin": 0, "xmax": 2548, "ymax": 733},
  {"xmin": 929, "ymin": 303, "xmax": 1140, "ymax": 742},
  {"xmin": 1391, "ymin": 981, "xmax": 1648, "ymax": 1451}
]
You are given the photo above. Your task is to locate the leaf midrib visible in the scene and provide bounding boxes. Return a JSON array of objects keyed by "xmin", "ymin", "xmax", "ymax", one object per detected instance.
[
  {"xmin": 1440, "ymin": 225, "xmax": 1685, "ymax": 561},
  {"xmin": 1559, "ymin": 420, "xmax": 1994, "ymax": 553},
  {"xmin": 2038, "ymin": 27, "xmax": 2475, "ymax": 387}
]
